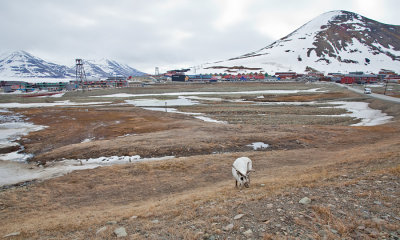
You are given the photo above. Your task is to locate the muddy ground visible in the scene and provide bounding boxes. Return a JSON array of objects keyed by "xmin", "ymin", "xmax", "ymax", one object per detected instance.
[{"xmin": 0, "ymin": 82, "xmax": 399, "ymax": 239}]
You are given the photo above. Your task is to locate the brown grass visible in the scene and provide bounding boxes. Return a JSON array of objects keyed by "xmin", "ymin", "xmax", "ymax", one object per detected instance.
[{"xmin": 2, "ymin": 139, "xmax": 398, "ymax": 237}]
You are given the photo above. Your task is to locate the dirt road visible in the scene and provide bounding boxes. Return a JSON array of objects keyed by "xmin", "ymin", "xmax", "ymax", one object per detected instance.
[{"xmin": 338, "ymin": 83, "xmax": 400, "ymax": 103}]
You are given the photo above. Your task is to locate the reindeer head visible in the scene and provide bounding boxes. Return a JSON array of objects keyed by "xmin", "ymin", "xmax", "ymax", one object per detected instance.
[{"xmin": 235, "ymin": 171, "xmax": 250, "ymax": 188}]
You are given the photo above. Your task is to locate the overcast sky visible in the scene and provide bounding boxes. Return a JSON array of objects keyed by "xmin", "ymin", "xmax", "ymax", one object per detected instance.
[{"xmin": 0, "ymin": 0, "xmax": 398, "ymax": 73}]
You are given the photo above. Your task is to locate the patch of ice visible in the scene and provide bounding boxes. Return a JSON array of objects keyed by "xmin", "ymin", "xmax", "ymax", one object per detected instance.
[
  {"xmin": 0, "ymin": 151, "xmax": 33, "ymax": 162},
  {"xmin": 194, "ymin": 116, "xmax": 227, "ymax": 124},
  {"xmin": 0, "ymin": 110, "xmax": 47, "ymax": 162},
  {"xmin": 125, "ymin": 96, "xmax": 199, "ymax": 107},
  {"xmin": 117, "ymin": 134, "xmax": 135, "ymax": 138},
  {"xmin": 141, "ymin": 106, "xmax": 225, "ymax": 124},
  {"xmin": 81, "ymin": 138, "xmax": 95, "ymax": 143},
  {"xmin": 247, "ymin": 142, "xmax": 269, "ymax": 150},
  {"xmin": 0, "ymin": 155, "xmax": 175, "ymax": 186},
  {"xmin": 0, "ymin": 122, "xmax": 47, "ymax": 162},
  {"xmin": 95, "ymin": 93, "xmax": 134, "ymax": 98},
  {"xmin": 185, "ymin": 96, "xmax": 223, "ymax": 101},
  {"xmin": 49, "ymin": 92, "xmax": 66, "ymax": 98},
  {"xmin": 251, "ymin": 100, "xmax": 392, "ymax": 127},
  {"xmin": 256, "ymin": 101, "xmax": 317, "ymax": 105},
  {"xmin": 326, "ymin": 101, "xmax": 393, "ymax": 126},
  {"xmin": 0, "ymin": 122, "xmax": 47, "ymax": 149},
  {"xmin": 0, "ymin": 101, "xmax": 112, "ymax": 109}
]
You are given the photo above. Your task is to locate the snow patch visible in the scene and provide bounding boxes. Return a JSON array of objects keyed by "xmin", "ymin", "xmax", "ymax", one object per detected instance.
[
  {"xmin": 247, "ymin": 142, "xmax": 269, "ymax": 150},
  {"xmin": 0, "ymin": 111, "xmax": 47, "ymax": 162},
  {"xmin": 327, "ymin": 101, "xmax": 393, "ymax": 126},
  {"xmin": 0, "ymin": 155, "xmax": 175, "ymax": 186},
  {"xmin": 184, "ymin": 96, "xmax": 223, "ymax": 101},
  {"xmin": 81, "ymin": 138, "xmax": 95, "ymax": 143},
  {"xmin": 125, "ymin": 96, "xmax": 199, "ymax": 107},
  {"xmin": 194, "ymin": 116, "xmax": 227, "ymax": 124},
  {"xmin": 0, "ymin": 101, "xmax": 112, "ymax": 108},
  {"xmin": 0, "ymin": 122, "xmax": 47, "ymax": 162},
  {"xmin": 140, "ymin": 106, "xmax": 226, "ymax": 124}
]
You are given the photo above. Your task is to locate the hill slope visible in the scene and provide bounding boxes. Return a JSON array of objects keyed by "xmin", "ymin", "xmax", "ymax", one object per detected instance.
[{"xmin": 192, "ymin": 10, "xmax": 400, "ymax": 74}]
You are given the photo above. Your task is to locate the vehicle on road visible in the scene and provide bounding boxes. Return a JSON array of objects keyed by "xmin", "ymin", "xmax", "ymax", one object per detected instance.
[{"xmin": 364, "ymin": 87, "xmax": 372, "ymax": 94}]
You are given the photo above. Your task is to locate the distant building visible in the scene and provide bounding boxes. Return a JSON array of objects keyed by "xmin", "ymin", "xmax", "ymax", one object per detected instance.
[
  {"xmin": 307, "ymin": 72, "xmax": 324, "ymax": 78},
  {"xmin": 187, "ymin": 74, "xmax": 212, "ymax": 82},
  {"xmin": 1, "ymin": 81, "xmax": 32, "ymax": 93},
  {"xmin": 384, "ymin": 74, "xmax": 400, "ymax": 83},
  {"xmin": 171, "ymin": 75, "xmax": 186, "ymax": 82},
  {"xmin": 69, "ymin": 78, "xmax": 128, "ymax": 88},
  {"xmin": 167, "ymin": 69, "xmax": 190, "ymax": 82},
  {"xmin": 379, "ymin": 70, "xmax": 396, "ymax": 75},
  {"xmin": 275, "ymin": 72, "xmax": 297, "ymax": 79},
  {"xmin": 33, "ymin": 82, "xmax": 67, "ymax": 91},
  {"xmin": 377, "ymin": 70, "xmax": 400, "ymax": 83}
]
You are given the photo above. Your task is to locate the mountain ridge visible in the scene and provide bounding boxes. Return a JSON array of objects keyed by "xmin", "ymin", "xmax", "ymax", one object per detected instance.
[{"xmin": 0, "ymin": 51, "xmax": 147, "ymax": 81}]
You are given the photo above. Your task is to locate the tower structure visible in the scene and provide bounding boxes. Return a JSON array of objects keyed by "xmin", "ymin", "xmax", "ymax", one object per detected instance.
[
  {"xmin": 75, "ymin": 59, "xmax": 87, "ymax": 89},
  {"xmin": 155, "ymin": 67, "xmax": 159, "ymax": 76}
]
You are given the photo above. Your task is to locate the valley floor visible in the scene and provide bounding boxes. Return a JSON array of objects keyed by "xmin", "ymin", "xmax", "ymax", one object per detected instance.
[{"xmin": 0, "ymin": 82, "xmax": 399, "ymax": 239}]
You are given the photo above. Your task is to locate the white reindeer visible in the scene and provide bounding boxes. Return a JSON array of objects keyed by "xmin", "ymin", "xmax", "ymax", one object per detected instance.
[{"xmin": 232, "ymin": 157, "xmax": 254, "ymax": 188}]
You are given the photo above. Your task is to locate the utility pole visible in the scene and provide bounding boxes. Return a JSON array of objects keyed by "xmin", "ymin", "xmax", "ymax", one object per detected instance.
[{"xmin": 384, "ymin": 79, "xmax": 389, "ymax": 95}]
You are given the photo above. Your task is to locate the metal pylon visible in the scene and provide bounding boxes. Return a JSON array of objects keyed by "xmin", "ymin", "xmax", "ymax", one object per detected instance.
[{"xmin": 75, "ymin": 59, "xmax": 87, "ymax": 89}]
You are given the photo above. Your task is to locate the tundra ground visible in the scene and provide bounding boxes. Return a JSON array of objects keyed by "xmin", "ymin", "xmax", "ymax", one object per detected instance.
[{"xmin": 0, "ymin": 82, "xmax": 399, "ymax": 239}]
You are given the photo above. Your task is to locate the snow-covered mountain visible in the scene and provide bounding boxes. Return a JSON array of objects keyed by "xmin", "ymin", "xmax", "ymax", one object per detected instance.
[
  {"xmin": 190, "ymin": 10, "xmax": 400, "ymax": 74},
  {"xmin": 0, "ymin": 50, "xmax": 75, "ymax": 79},
  {"xmin": 82, "ymin": 59, "xmax": 146, "ymax": 79},
  {"xmin": 0, "ymin": 51, "xmax": 146, "ymax": 81}
]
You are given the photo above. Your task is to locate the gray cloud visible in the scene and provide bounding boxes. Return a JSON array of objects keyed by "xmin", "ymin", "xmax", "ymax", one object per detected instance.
[{"xmin": 0, "ymin": 0, "xmax": 398, "ymax": 73}]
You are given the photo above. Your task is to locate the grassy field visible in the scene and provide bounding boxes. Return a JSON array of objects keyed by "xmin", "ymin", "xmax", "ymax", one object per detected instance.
[{"xmin": 0, "ymin": 82, "xmax": 399, "ymax": 239}]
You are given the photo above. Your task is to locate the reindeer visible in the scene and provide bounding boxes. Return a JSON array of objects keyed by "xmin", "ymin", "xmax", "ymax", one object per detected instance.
[{"xmin": 232, "ymin": 157, "xmax": 254, "ymax": 188}]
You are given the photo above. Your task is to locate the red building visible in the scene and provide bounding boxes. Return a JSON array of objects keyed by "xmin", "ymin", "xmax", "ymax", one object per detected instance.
[{"xmin": 341, "ymin": 74, "xmax": 378, "ymax": 84}]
